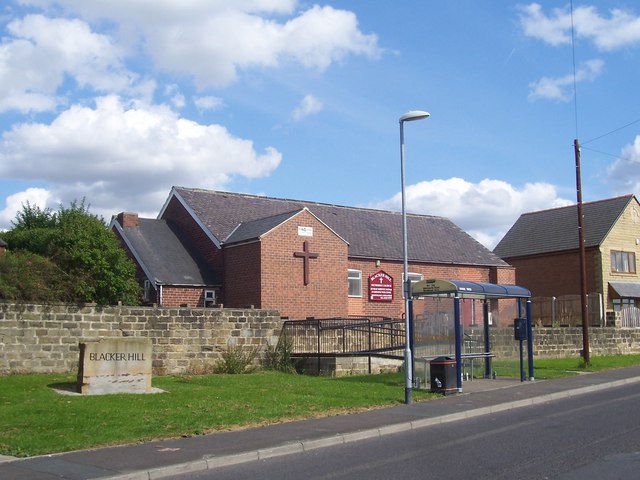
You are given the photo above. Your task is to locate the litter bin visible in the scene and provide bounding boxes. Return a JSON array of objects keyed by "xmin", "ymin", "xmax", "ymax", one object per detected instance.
[{"xmin": 430, "ymin": 356, "xmax": 457, "ymax": 395}]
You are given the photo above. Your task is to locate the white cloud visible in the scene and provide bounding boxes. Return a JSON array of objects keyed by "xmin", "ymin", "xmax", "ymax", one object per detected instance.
[
  {"xmin": 0, "ymin": 2, "xmax": 379, "ymax": 227},
  {"xmin": 371, "ymin": 177, "xmax": 572, "ymax": 249},
  {"xmin": 194, "ymin": 96, "xmax": 225, "ymax": 112},
  {"xmin": 164, "ymin": 84, "xmax": 185, "ymax": 109},
  {"xmin": 607, "ymin": 135, "xmax": 640, "ymax": 195},
  {"xmin": 0, "ymin": 95, "xmax": 282, "ymax": 227},
  {"xmin": 292, "ymin": 94, "xmax": 323, "ymax": 121},
  {"xmin": 0, "ymin": 187, "xmax": 55, "ymax": 229},
  {"xmin": 21, "ymin": 1, "xmax": 380, "ymax": 88},
  {"xmin": 0, "ymin": 14, "xmax": 138, "ymax": 112},
  {"xmin": 518, "ymin": 3, "xmax": 572, "ymax": 46},
  {"xmin": 518, "ymin": 3, "xmax": 640, "ymax": 50},
  {"xmin": 528, "ymin": 59, "xmax": 604, "ymax": 102}
]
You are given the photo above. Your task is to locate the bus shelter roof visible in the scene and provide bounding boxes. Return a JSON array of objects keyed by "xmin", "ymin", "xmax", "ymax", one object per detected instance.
[{"xmin": 411, "ymin": 279, "xmax": 531, "ymax": 300}]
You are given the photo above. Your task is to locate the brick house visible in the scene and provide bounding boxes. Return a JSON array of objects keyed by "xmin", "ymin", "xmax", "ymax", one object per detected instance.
[
  {"xmin": 112, "ymin": 187, "xmax": 514, "ymax": 319},
  {"xmin": 493, "ymin": 194, "xmax": 640, "ymax": 322}
]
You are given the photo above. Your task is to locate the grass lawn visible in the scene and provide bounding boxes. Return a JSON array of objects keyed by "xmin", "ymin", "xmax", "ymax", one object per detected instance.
[
  {"xmin": 0, "ymin": 370, "xmax": 433, "ymax": 457},
  {"xmin": 2, "ymin": 354, "xmax": 640, "ymax": 458},
  {"xmin": 493, "ymin": 354, "xmax": 640, "ymax": 379}
]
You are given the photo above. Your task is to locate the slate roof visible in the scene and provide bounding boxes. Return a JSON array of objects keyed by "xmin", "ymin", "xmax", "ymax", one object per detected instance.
[
  {"xmin": 167, "ymin": 187, "xmax": 508, "ymax": 267},
  {"xmin": 115, "ymin": 218, "xmax": 220, "ymax": 286},
  {"xmin": 493, "ymin": 194, "xmax": 637, "ymax": 259},
  {"xmin": 225, "ymin": 209, "xmax": 307, "ymax": 244},
  {"xmin": 610, "ymin": 281, "xmax": 640, "ymax": 298}
]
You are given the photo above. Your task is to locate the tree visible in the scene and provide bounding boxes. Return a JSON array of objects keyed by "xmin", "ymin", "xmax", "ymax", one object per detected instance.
[
  {"xmin": 4, "ymin": 202, "xmax": 57, "ymax": 256},
  {"xmin": 2, "ymin": 200, "xmax": 141, "ymax": 305}
]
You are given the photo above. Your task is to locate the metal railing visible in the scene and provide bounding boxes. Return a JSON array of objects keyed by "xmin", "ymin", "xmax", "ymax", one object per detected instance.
[{"xmin": 281, "ymin": 316, "xmax": 405, "ymax": 358}]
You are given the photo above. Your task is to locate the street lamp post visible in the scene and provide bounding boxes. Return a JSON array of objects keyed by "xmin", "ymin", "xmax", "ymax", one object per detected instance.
[{"xmin": 399, "ymin": 110, "xmax": 429, "ymax": 405}]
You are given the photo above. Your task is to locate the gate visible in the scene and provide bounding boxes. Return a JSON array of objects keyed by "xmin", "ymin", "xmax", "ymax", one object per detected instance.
[{"xmin": 620, "ymin": 306, "xmax": 640, "ymax": 327}]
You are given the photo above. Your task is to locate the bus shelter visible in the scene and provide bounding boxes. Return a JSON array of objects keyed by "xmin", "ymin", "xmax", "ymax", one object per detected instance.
[{"xmin": 411, "ymin": 279, "xmax": 534, "ymax": 393}]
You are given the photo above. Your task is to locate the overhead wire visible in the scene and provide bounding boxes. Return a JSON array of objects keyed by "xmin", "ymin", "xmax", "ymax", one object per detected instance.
[
  {"xmin": 582, "ymin": 118, "xmax": 640, "ymax": 146},
  {"xmin": 570, "ymin": 0, "xmax": 579, "ymax": 139},
  {"xmin": 569, "ymin": 0, "xmax": 638, "ymax": 155}
]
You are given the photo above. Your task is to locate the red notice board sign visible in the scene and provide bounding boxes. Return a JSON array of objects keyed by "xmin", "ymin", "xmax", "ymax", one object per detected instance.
[{"xmin": 369, "ymin": 270, "xmax": 394, "ymax": 302}]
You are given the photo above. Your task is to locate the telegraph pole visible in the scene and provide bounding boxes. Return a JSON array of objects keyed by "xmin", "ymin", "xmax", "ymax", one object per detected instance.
[{"xmin": 574, "ymin": 138, "xmax": 590, "ymax": 364}]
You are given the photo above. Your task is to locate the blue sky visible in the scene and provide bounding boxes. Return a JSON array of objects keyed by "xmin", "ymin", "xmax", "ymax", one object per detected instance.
[{"xmin": 1, "ymin": 1, "xmax": 639, "ymax": 248}]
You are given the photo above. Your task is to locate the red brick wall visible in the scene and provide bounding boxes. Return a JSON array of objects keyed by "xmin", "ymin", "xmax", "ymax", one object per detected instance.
[
  {"xmin": 491, "ymin": 266, "xmax": 516, "ymax": 285},
  {"xmin": 224, "ymin": 242, "xmax": 262, "ymax": 308},
  {"xmin": 118, "ymin": 197, "xmax": 519, "ymax": 319},
  {"xmin": 160, "ymin": 286, "xmax": 206, "ymax": 308},
  {"xmin": 505, "ymin": 248, "xmax": 598, "ymax": 297},
  {"xmin": 346, "ymin": 259, "xmax": 513, "ymax": 319},
  {"xmin": 259, "ymin": 210, "xmax": 348, "ymax": 319}
]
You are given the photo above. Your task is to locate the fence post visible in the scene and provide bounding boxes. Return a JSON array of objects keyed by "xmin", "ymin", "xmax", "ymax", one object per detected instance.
[
  {"xmin": 483, "ymin": 300, "xmax": 491, "ymax": 378},
  {"xmin": 368, "ymin": 318, "xmax": 372, "ymax": 374},
  {"xmin": 342, "ymin": 323, "xmax": 346, "ymax": 353},
  {"xmin": 316, "ymin": 320, "xmax": 321, "ymax": 375}
]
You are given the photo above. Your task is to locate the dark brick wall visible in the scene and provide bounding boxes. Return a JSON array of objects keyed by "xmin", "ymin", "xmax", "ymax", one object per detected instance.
[
  {"xmin": 161, "ymin": 196, "xmax": 224, "ymax": 277},
  {"xmin": 505, "ymin": 248, "xmax": 598, "ymax": 297},
  {"xmin": 224, "ymin": 242, "xmax": 262, "ymax": 308}
]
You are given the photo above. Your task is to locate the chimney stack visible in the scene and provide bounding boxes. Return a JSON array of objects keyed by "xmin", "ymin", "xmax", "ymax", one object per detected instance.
[{"xmin": 116, "ymin": 212, "xmax": 139, "ymax": 228}]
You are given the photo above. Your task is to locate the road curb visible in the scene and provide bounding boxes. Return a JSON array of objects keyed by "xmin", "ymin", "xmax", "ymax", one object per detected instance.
[{"xmin": 99, "ymin": 375, "xmax": 640, "ymax": 480}]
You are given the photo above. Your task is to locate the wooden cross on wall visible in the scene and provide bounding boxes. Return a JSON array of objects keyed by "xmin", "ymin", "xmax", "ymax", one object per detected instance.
[{"xmin": 293, "ymin": 241, "xmax": 319, "ymax": 286}]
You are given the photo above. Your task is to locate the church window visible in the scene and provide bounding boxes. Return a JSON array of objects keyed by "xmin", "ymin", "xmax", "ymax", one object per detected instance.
[{"xmin": 348, "ymin": 270, "xmax": 362, "ymax": 297}]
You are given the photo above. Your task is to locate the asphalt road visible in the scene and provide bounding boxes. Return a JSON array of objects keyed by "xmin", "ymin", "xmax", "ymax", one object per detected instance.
[{"xmin": 165, "ymin": 381, "xmax": 640, "ymax": 480}]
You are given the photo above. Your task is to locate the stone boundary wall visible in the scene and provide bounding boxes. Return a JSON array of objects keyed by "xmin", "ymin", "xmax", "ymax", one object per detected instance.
[
  {"xmin": 0, "ymin": 303, "xmax": 282, "ymax": 375},
  {"xmin": 2, "ymin": 302, "xmax": 640, "ymax": 376},
  {"xmin": 489, "ymin": 326, "xmax": 640, "ymax": 359}
]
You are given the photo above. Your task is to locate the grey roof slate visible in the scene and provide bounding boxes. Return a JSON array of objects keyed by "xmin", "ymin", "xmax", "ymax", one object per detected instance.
[
  {"xmin": 120, "ymin": 218, "xmax": 220, "ymax": 286},
  {"xmin": 171, "ymin": 187, "xmax": 508, "ymax": 267},
  {"xmin": 224, "ymin": 209, "xmax": 305, "ymax": 244},
  {"xmin": 493, "ymin": 194, "xmax": 636, "ymax": 259},
  {"xmin": 609, "ymin": 281, "xmax": 640, "ymax": 298}
]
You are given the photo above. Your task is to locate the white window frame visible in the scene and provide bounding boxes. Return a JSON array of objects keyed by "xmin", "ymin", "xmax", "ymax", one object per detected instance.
[
  {"xmin": 612, "ymin": 298, "xmax": 635, "ymax": 312},
  {"xmin": 348, "ymin": 269, "xmax": 362, "ymax": 297},
  {"xmin": 143, "ymin": 279, "xmax": 151, "ymax": 302},
  {"xmin": 204, "ymin": 289, "xmax": 216, "ymax": 307},
  {"xmin": 611, "ymin": 250, "xmax": 636, "ymax": 274},
  {"xmin": 402, "ymin": 272, "xmax": 424, "ymax": 298}
]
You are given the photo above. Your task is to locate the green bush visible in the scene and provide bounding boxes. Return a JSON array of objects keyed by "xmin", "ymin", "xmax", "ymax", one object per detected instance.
[
  {"xmin": 0, "ymin": 251, "xmax": 73, "ymax": 302},
  {"xmin": 2, "ymin": 200, "xmax": 140, "ymax": 305},
  {"xmin": 215, "ymin": 344, "xmax": 259, "ymax": 374},
  {"xmin": 264, "ymin": 333, "xmax": 297, "ymax": 373}
]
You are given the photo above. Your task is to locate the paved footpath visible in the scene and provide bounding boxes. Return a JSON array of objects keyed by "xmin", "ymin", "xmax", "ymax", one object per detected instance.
[{"xmin": 3, "ymin": 365, "xmax": 640, "ymax": 480}]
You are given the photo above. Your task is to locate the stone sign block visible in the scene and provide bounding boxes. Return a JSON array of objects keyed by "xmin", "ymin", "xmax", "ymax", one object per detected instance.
[{"xmin": 77, "ymin": 337, "xmax": 152, "ymax": 395}]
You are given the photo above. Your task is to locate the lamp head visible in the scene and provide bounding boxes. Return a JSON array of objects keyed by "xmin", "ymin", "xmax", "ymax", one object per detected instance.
[{"xmin": 399, "ymin": 110, "xmax": 430, "ymax": 123}]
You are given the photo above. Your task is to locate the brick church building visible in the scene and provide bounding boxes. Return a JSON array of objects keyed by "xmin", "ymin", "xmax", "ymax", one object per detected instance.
[{"xmin": 111, "ymin": 187, "xmax": 514, "ymax": 319}]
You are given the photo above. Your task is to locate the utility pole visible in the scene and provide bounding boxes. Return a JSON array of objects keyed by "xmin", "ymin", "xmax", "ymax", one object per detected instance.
[{"xmin": 574, "ymin": 138, "xmax": 590, "ymax": 364}]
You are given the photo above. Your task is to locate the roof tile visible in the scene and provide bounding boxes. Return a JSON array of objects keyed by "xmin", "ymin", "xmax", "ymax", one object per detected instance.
[
  {"xmin": 494, "ymin": 195, "xmax": 636, "ymax": 258},
  {"xmin": 174, "ymin": 187, "xmax": 508, "ymax": 267}
]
